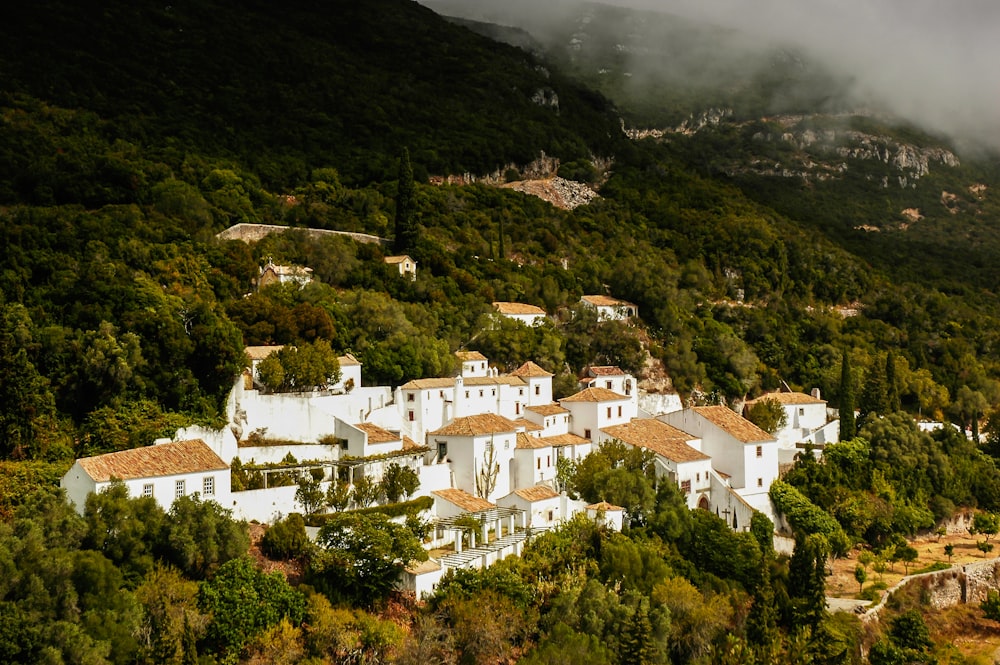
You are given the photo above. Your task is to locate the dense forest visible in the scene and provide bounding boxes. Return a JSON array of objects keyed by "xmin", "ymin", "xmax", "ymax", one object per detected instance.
[{"xmin": 5, "ymin": 0, "xmax": 1000, "ymax": 662}]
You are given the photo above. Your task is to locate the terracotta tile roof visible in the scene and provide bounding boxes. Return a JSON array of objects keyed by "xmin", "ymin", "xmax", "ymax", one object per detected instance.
[
  {"xmin": 560, "ymin": 387, "xmax": 628, "ymax": 403},
  {"xmin": 402, "ymin": 436, "xmax": 424, "ymax": 451},
  {"xmin": 513, "ymin": 418, "xmax": 543, "ymax": 432},
  {"xmin": 77, "ymin": 439, "xmax": 228, "ymax": 483},
  {"xmin": 694, "ymin": 406, "xmax": 774, "ymax": 443},
  {"xmin": 509, "ymin": 361, "xmax": 553, "ymax": 378},
  {"xmin": 338, "ymin": 353, "xmax": 361, "ymax": 366},
  {"xmin": 582, "ymin": 295, "xmax": 634, "ymax": 308},
  {"xmin": 603, "ymin": 419, "xmax": 709, "ymax": 463},
  {"xmin": 455, "ymin": 350, "xmax": 487, "ymax": 362},
  {"xmin": 400, "ymin": 377, "xmax": 455, "ymax": 390},
  {"xmin": 542, "ymin": 433, "xmax": 590, "ymax": 447},
  {"xmin": 432, "ymin": 488, "xmax": 495, "ymax": 512},
  {"xmin": 526, "ymin": 403, "xmax": 568, "ymax": 416},
  {"xmin": 492, "ymin": 301, "xmax": 545, "ymax": 316},
  {"xmin": 354, "ymin": 422, "xmax": 400, "ymax": 444},
  {"xmin": 515, "ymin": 432, "xmax": 550, "ymax": 449},
  {"xmin": 587, "ymin": 501, "xmax": 623, "ymax": 511},
  {"xmin": 429, "ymin": 413, "xmax": 520, "ymax": 437},
  {"xmin": 746, "ymin": 391, "xmax": 825, "ymax": 405},
  {"xmin": 513, "ymin": 485, "xmax": 560, "ymax": 501},
  {"xmin": 384, "ymin": 255, "xmax": 414, "ymax": 264},
  {"xmin": 406, "ymin": 559, "xmax": 441, "ymax": 575},
  {"xmin": 245, "ymin": 345, "xmax": 284, "ymax": 361},
  {"xmin": 588, "ymin": 365, "xmax": 625, "ymax": 376},
  {"xmin": 464, "ymin": 376, "xmax": 526, "ymax": 387}
]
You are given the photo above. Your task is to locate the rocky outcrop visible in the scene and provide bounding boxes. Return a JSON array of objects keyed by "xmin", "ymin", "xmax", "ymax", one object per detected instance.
[{"xmin": 501, "ymin": 177, "xmax": 599, "ymax": 210}]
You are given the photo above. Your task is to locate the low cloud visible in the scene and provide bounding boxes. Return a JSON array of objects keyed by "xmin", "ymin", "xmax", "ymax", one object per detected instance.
[{"xmin": 425, "ymin": 0, "xmax": 1000, "ymax": 152}]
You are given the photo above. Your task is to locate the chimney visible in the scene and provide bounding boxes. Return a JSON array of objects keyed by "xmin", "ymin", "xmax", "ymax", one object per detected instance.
[{"xmin": 811, "ymin": 388, "xmax": 821, "ymax": 400}]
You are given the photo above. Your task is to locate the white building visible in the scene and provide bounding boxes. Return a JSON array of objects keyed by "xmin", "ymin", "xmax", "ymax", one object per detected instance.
[
  {"xmin": 512, "ymin": 432, "xmax": 557, "ymax": 488},
  {"xmin": 455, "ymin": 350, "xmax": 490, "ymax": 378},
  {"xmin": 522, "ymin": 403, "xmax": 571, "ymax": 437},
  {"xmin": 659, "ymin": 406, "xmax": 778, "ymax": 516},
  {"xmin": 581, "ymin": 295, "xmax": 638, "ymax": 321},
  {"xmin": 498, "ymin": 485, "xmax": 562, "ymax": 529},
  {"xmin": 426, "ymin": 413, "xmax": 520, "ymax": 502},
  {"xmin": 579, "ymin": 365, "xmax": 636, "ymax": 399},
  {"xmin": 384, "ymin": 255, "xmax": 417, "ymax": 280},
  {"xmin": 332, "ymin": 353, "xmax": 363, "ymax": 393},
  {"xmin": 602, "ymin": 418, "xmax": 712, "ymax": 510},
  {"xmin": 509, "ymin": 361, "xmax": 554, "ymax": 406},
  {"xmin": 492, "ymin": 302, "xmax": 547, "ymax": 326},
  {"xmin": 258, "ymin": 261, "xmax": 313, "ymax": 289},
  {"xmin": 744, "ymin": 390, "xmax": 838, "ymax": 461},
  {"xmin": 559, "ymin": 387, "xmax": 636, "ymax": 443},
  {"xmin": 61, "ymin": 439, "xmax": 230, "ymax": 514}
]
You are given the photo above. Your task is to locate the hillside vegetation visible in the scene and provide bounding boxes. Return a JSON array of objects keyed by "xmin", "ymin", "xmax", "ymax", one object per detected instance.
[{"xmin": 3, "ymin": 0, "xmax": 1000, "ymax": 662}]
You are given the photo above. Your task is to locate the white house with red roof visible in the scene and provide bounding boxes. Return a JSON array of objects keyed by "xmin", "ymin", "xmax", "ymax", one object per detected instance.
[
  {"xmin": 427, "ymin": 413, "xmax": 521, "ymax": 502},
  {"xmin": 744, "ymin": 389, "xmax": 839, "ymax": 461},
  {"xmin": 498, "ymin": 485, "xmax": 563, "ymax": 529},
  {"xmin": 602, "ymin": 418, "xmax": 712, "ymax": 510},
  {"xmin": 258, "ymin": 260, "xmax": 313, "ymax": 289},
  {"xmin": 455, "ymin": 350, "xmax": 489, "ymax": 378},
  {"xmin": 522, "ymin": 403, "xmax": 571, "ymax": 437},
  {"xmin": 492, "ymin": 301, "xmax": 547, "ymax": 326},
  {"xmin": 559, "ymin": 387, "xmax": 636, "ymax": 443},
  {"xmin": 659, "ymin": 406, "xmax": 778, "ymax": 519},
  {"xmin": 384, "ymin": 255, "xmax": 417, "ymax": 280},
  {"xmin": 61, "ymin": 439, "xmax": 230, "ymax": 514},
  {"xmin": 580, "ymin": 365, "xmax": 636, "ymax": 400},
  {"xmin": 512, "ymin": 432, "xmax": 557, "ymax": 488},
  {"xmin": 580, "ymin": 295, "xmax": 638, "ymax": 321}
]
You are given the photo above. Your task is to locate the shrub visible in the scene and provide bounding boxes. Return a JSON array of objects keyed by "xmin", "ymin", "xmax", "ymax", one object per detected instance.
[{"xmin": 262, "ymin": 513, "xmax": 310, "ymax": 560}]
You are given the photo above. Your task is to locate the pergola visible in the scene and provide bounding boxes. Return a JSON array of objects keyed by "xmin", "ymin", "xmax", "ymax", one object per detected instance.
[{"xmin": 431, "ymin": 505, "xmax": 525, "ymax": 552}]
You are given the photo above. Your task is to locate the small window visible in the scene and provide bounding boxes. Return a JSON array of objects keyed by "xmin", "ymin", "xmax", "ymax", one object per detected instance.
[
  {"xmin": 175, "ymin": 480, "xmax": 186, "ymax": 498},
  {"xmin": 479, "ymin": 390, "xmax": 484, "ymax": 397},
  {"xmin": 606, "ymin": 381, "xmax": 612, "ymax": 389},
  {"xmin": 408, "ymin": 410, "xmax": 415, "ymax": 422},
  {"xmin": 481, "ymin": 363, "xmax": 485, "ymax": 370},
  {"xmin": 756, "ymin": 445, "xmax": 763, "ymax": 458},
  {"xmin": 407, "ymin": 393, "xmax": 414, "ymax": 402},
  {"xmin": 465, "ymin": 391, "xmax": 470, "ymax": 398},
  {"xmin": 515, "ymin": 403, "xmax": 521, "ymax": 415},
  {"xmin": 584, "ymin": 428, "xmax": 591, "ymax": 439},
  {"xmin": 606, "ymin": 407, "xmax": 612, "ymax": 418},
  {"xmin": 696, "ymin": 473, "xmax": 700, "ymax": 482},
  {"xmin": 504, "ymin": 439, "xmax": 510, "ymax": 450},
  {"xmin": 799, "ymin": 408, "xmax": 805, "ymax": 416},
  {"xmin": 437, "ymin": 441, "xmax": 448, "ymax": 460},
  {"xmin": 203, "ymin": 476, "xmax": 215, "ymax": 496},
  {"xmin": 519, "ymin": 388, "xmax": 524, "ymax": 396},
  {"xmin": 537, "ymin": 458, "xmax": 541, "ymax": 470},
  {"xmin": 142, "ymin": 483, "xmax": 153, "ymax": 498},
  {"xmin": 546, "ymin": 455, "xmax": 551, "ymax": 467},
  {"xmin": 617, "ymin": 406, "xmax": 622, "ymax": 417},
  {"xmin": 439, "ymin": 390, "xmax": 445, "ymax": 398},
  {"xmin": 758, "ymin": 477, "xmax": 764, "ymax": 487},
  {"xmin": 535, "ymin": 385, "xmax": 540, "ymax": 396},
  {"xmin": 547, "ymin": 510, "xmax": 555, "ymax": 521},
  {"xmin": 681, "ymin": 480, "xmax": 691, "ymax": 494},
  {"xmin": 492, "ymin": 389, "xmax": 495, "ymax": 396}
]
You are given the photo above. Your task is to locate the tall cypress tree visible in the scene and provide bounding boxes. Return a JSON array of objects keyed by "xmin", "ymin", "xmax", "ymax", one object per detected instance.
[
  {"xmin": 885, "ymin": 352, "xmax": 900, "ymax": 413},
  {"xmin": 858, "ymin": 353, "xmax": 888, "ymax": 430},
  {"xmin": 839, "ymin": 350, "xmax": 856, "ymax": 440},
  {"xmin": 393, "ymin": 147, "xmax": 417, "ymax": 253}
]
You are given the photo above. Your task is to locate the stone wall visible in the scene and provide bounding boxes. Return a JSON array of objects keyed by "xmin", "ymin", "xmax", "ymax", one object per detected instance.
[{"xmin": 862, "ymin": 559, "xmax": 1000, "ymax": 622}]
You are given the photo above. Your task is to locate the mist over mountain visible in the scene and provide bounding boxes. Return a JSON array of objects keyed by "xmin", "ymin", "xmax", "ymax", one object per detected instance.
[{"xmin": 423, "ymin": 0, "xmax": 1000, "ymax": 153}]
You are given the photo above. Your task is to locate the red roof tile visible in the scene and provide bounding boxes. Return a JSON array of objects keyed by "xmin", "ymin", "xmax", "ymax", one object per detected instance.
[{"xmin": 77, "ymin": 440, "xmax": 228, "ymax": 482}]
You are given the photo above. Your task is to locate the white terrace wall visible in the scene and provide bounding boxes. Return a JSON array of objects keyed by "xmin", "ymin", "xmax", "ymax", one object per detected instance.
[
  {"xmin": 234, "ymin": 443, "xmax": 343, "ymax": 466},
  {"xmin": 230, "ymin": 386, "xmax": 394, "ymax": 444},
  {"xmin": 231, "ymin": 484, "xmax": 301, "ymax": 523},
  {"xmin": 416, "ymin": 462, "xmax": 454, "ymax": 498}
]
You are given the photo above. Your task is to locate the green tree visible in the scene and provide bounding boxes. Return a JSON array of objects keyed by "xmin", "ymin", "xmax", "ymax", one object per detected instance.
[
  {"xmin": 858, "ymin": 353, "xmax": 888, "ymax": 430},
  {"xmin": 308, "ymin": 512, "xmax": 427, "ymax": 606},
  {"xmin": 854, "ymin": 563, "xmax": 867, "ymax": 594},
  {"xmin": 159, "ymin": 494, "xmax": 250, "ymax": 579},
  {"xmin": 198, "ymin": 556, "xmax": 305, "ymax": 664},
  {"xmin": 326, "ymin": 479, "xmax": 352, "ymax": 512},
  {"xmin": 885, "ymin": 352, "xmax": 900, "ymax": 413},
  {"xmin": 745, "ymin": 397, "xmax": 788, "ymax": 434},
  {"xmin": 257, "ymin": 339, "xmax": 342, "ymax": 393},
  {"xmin": 974, "ymin": 511, "xmax": 1000, "ymax": 542},
  {"xmin": 351, "ymin": 475, "xmax": 382, "ymax": 507},
  {"xmin": 380, "ymin": 462, "xmax": 420, "ymax": 503},
  {"xmin": 83, "ymin": 480, "xmax": 165, "ymax": 583},
  {"xmin": 619, "ymin": 598, "xmax": 654, "ymax": 665},
  {"xmin": 261, "ymin": 513, "xmax": 310, "ymax": 560},
  {"xmin": 788, "ymin": 533, "xmax": 830, "ymax": 630},
  {"xmin": 393, "ymin": 147, "xmax": 417, "ymax": 252},
  {"xmin": 839, "ymin": 350, "xmax": 856, "ymax": 441},
  {"xmin": 295, "ymin": 476, "xmax": 325, "ymax": 516}
]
